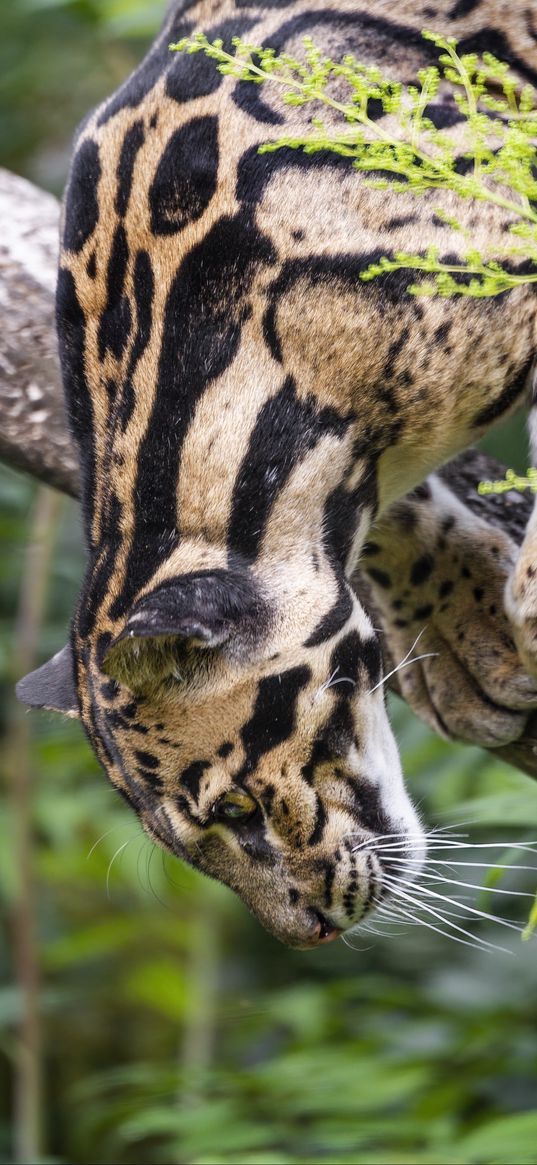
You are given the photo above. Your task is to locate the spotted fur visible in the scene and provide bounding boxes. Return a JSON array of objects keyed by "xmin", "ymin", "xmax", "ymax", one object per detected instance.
[{"xmin": 17, "ymin": 0, "xmax": 537, "ymax": 947}]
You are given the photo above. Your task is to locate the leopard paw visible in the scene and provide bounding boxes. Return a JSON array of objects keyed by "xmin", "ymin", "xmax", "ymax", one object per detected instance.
[
  {"xmin": 391, "ymin": 618, "xmax": 532, "ymax": 748},
  {"xmin": 505, "ymin": 554, "xmax": 537, "ymax": 679},
  {"xmin": 362, "ymin": 498, "xmax": 537, "ymax": 747}
]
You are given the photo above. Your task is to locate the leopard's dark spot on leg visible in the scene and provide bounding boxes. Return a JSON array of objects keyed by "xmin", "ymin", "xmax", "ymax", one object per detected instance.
[
  {"xmin": 434, "ymin": 321, "xmax": 452, "ymax": 345},
  {"xmin": 409, "ymin": 482, "xmax": 431, "ymax": 502},
  {"xmin": 367, "ymin": 567, "xmax": 392, "ymax": 589},
  {"xmin": 410, "ymin": 554, "xmax": 434, "ymax": 585},
  {"xmin": 414, "ymin": 604, "xmax": 434, "ymax": 620}
]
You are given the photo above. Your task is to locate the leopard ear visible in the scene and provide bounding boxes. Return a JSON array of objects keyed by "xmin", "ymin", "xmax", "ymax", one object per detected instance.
[
  {"xmin": 16, "ymin": 644, "xmax": 79, "ymax": 717},
  {"xmin": 103, "ymin": 570, "xmax": 264, "ymax": 689},
  {"xmin": 116, "ymin": 570, "xmax": 261, "ymax": 650}
]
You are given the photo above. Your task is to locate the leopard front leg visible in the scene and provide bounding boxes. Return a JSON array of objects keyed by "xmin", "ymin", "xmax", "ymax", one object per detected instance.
[{"xmin": 356, "ymin": 452, "xmax": 537, "ymax": 748}]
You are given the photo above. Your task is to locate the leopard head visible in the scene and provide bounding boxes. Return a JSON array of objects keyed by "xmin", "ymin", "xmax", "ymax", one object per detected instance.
[{"xmin": 17, "ymin": 557, "xmax": 425, "ymax": 948}]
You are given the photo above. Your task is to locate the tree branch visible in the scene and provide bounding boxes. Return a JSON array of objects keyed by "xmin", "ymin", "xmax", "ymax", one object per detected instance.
[
  {"xmin": 0, "ymin": 169, "xmax": 79, "ymax": 496},
  {"xmin": 2, "ymin": 167, "xmax": 536, "ymax": 777}
]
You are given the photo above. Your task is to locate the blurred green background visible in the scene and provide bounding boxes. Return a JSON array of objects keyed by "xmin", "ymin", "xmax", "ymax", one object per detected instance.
[{"xmin": 1, "ymin": 2, "xmax": 537, "ymax": 1163}]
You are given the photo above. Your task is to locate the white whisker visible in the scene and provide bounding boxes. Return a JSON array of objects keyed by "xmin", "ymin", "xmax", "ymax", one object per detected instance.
[
  {"xmin": 106, "ymin": 839, "xmax": 132, "ymax": 899},
  {"xmin": 87, "ymin": 824, "xmax": 128, "ymax": 860},
  {"xmin": 380, "ymin": 859, "xmax": 537, "ymax": 897},
  {"xmin": 137, "ymin": 835, "xmax": 151, "ymax": 893},
  {"xmin": 368, "ymin": 652, "xmax": 438, "ymax": 694},
  {"xmin": 359, "ymin": 919, "xmax": 409, "ymax": 937},
  {"xmin": 360, "ymin": 838, "xmax": 537, "ymax": 856},
  {"xmin": 377, "ymin": 855, "xmax": 537, "ymax": 872},
  {"xmin": 380, "ymin": 879, "xmax": 511, "ymax": 954},
  {"xmin": 313, "ymin": 667, "xmax": 357, "ymax": 702},
  {"xmin": 368, "ymin": 628, "xmax": 437, "ymax": 695},
  {"xmin": 342, "ymin": 933, "xmax": 374, "ymax": 951},
  {"xmin": 350, "ymin": 827, "xmax": 468, "ymax": 855},
  {"xmin": 373, "ymin": 898, "xmax": 502, "ymax": 953},
  {"xmin": 383, "ymin": 873, "xmax": 525, "ymax": 937},
  {"xmin": 313, "ymin": 668, "xmax": 339, "ymax": 700},
  {"xmin": 431, "ymin": 860, "xmax": 537, "ymax": 872}
]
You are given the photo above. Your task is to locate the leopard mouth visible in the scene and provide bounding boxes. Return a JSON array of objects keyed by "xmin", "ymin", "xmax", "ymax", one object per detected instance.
[
  {"xmin": 289, "ymin": 909, "xmax": 344, "ymax": 950},
  {"xmin": 313, "ymin": 910, "xmax": 343, "ymax": 944}
]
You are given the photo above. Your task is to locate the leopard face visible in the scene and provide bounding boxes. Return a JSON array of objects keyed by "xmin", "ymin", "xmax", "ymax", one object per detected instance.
[{"xmin": 78, "ymin": 566, "xmax": 425, "ymax": 948}]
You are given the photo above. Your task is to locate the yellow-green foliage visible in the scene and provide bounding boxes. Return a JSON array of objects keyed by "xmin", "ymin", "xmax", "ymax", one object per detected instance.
[
  {"xmin": 522, "ymin": 889, "xmax": 537, "ymax": 939},
  {"xmin": 479, "ymin": 468, "xmax": 537, "ymax": 496},
  {"xmin": 171, "ymin": 29, "xmax": 537, "ymax": 297}
]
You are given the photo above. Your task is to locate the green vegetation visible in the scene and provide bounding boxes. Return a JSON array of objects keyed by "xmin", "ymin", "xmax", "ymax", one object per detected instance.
[
  {"xmin": 1, "ymin": 4, "xmax": 537, "ymax": 1163},
  {"xmin": 479, "ymin": 468, "xmax": 537, "ymax": 496},
  {"xmin": 172, "ymin": 30, "xmax": 537, "ymax": 298}
]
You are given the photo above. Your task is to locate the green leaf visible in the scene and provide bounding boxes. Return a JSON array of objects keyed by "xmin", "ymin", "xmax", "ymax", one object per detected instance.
[
  {"xmin": 522, "ymin": 889, "xmax": 537, "ymax": 941},
  {"xmin": 457, "ymin": 1112, "xmax": 537, "ymax": 1163}
]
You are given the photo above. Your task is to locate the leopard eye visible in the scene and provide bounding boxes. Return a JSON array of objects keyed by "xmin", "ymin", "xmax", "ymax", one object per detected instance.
[{"xmin": 212, "ymin": 789, "xmax": 257, "ymax": 823}]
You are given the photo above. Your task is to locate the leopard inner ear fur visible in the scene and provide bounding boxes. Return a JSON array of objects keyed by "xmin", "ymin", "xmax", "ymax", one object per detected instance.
[
  {"xmin": 17, "ymin": 0, "xmax": 537, "ymax": 948},
  {"xmin": 103, "ymin": 568, "xmax": 269, "ymax": 691}
]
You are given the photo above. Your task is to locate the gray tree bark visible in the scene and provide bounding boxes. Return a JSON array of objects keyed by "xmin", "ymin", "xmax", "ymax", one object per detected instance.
[
  {"xmin": 2, "ymin": 166, "xmax": 537, "ymax": 777},
  {"xmin": 0, "ymin": 169, "xmax": 79, "ymax": 496}
]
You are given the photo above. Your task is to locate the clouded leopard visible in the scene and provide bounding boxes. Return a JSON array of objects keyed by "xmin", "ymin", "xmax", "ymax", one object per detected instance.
[{"xmin": 17, "ymin": 0, "xmax": 537, "ymax": 947}]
